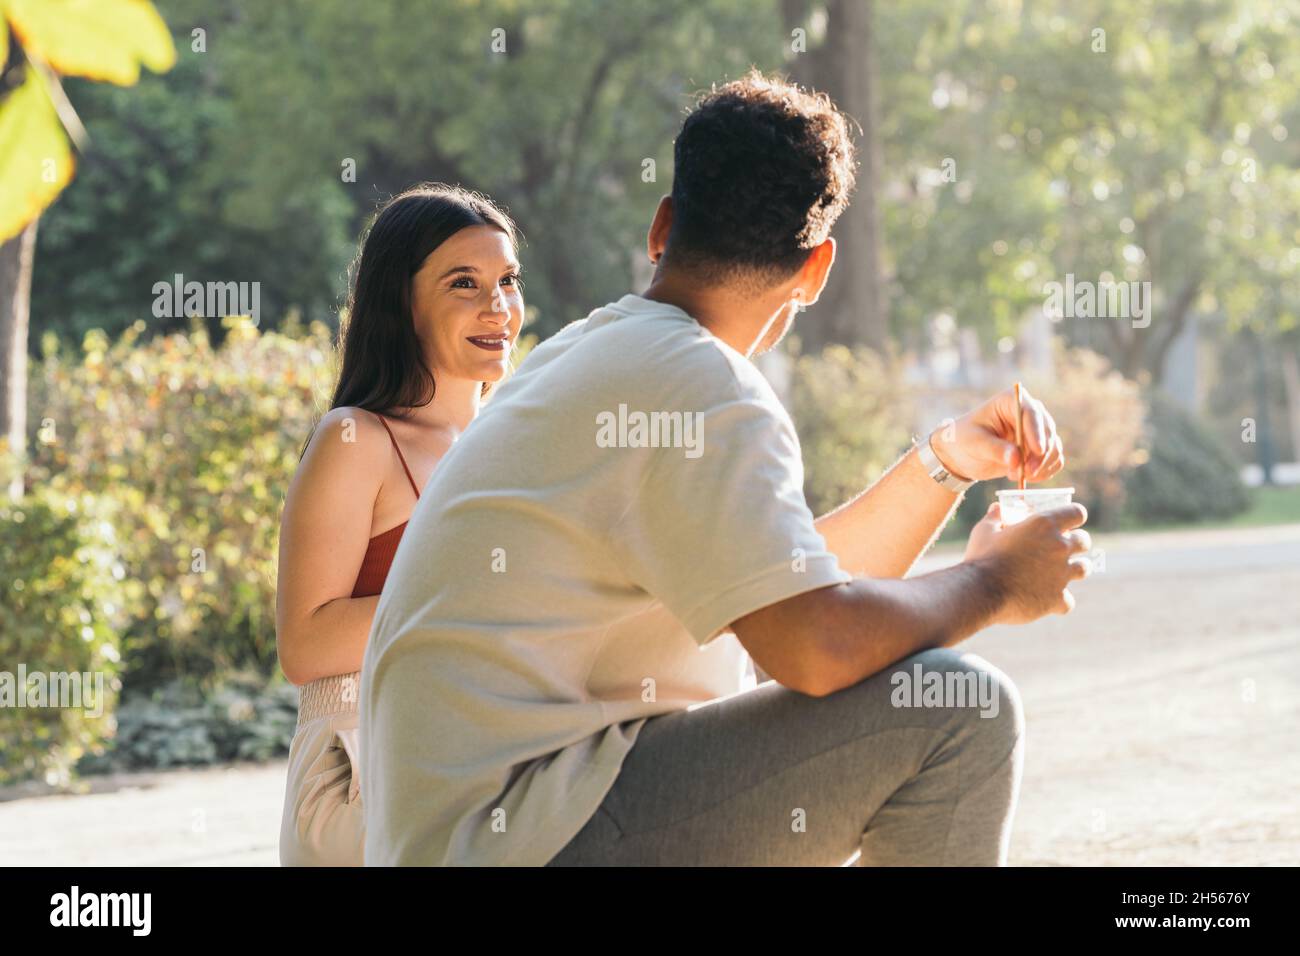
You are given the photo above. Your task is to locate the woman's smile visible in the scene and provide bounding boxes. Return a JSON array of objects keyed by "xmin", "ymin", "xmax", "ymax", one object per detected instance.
[{"xmin": 466, "ymin": 331, "xmax": 510, "ymax": 351}]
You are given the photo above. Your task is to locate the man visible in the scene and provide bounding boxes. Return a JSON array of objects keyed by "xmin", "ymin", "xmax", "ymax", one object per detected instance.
[{"xmin": 361, "ymin": 70, "xmax": 1090, "ymax": 866}]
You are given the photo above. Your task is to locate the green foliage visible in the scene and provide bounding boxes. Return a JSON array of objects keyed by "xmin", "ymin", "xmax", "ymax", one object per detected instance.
[
  {"xmin": 791, "ymin": 343, "xmax": 914, "ymax": 516},
  {"xmin": 0, "ymin": 0, "xmax": 174, "ymax": 242},
  {"xmin": 226, "ymin": 0, "xmax": 788, "ymax": 335},
  {"xmin": 1124, "ymin": 390, "xmax": 1251, "ymax": 524},
  {"xmin": 33, "ymin": 51, "xmax": 354, "ymax": 343},
  {"xmin": 28, "ymin": 0, "xmax": 1300, "ymax": 379},
  {"xmin": 877, "ymin": 0, "xmax": 1300, "ymax": 378},
  {"xmin": 0, "ymin": 483, "xmax": 128, "ymax": 786},
  {"xmin": 34, "ymin": 0, "xmax": 785, "ymax": 344},
  {"xmin": 27, "ymin": 317, "xmax": 338, "ymax": 690},
  {"xmin": 20, "ymin": 0, "xmax": 1294, "ymax": 395}
]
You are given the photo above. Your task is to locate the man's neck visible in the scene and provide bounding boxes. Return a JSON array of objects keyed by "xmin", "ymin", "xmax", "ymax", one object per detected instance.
[{"xmin": 640, "ymin": 271, "xmax": 784, "ymax": 359}]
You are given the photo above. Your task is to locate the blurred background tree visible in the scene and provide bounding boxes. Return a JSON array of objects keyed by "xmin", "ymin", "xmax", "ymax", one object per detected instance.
[{"xmin": 25, "ymin": 0, "xmax": 1298, "ymax": 465}]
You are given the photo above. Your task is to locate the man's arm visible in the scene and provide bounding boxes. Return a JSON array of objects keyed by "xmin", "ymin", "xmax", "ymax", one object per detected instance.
[
  {"xmin": 813, "ymin": 385, "xmax": 1068, "ymax": 580},
  {"xmin": 734, "ymin": 562, "xmax": 1001, "ymax": 697},
  {"xmin": 735, "ymin": 502, "xmax": 1091, "ymax": 698},
  {"xmin": 814, "ymin": 443, "xmax": 962, "ymax": 580}
]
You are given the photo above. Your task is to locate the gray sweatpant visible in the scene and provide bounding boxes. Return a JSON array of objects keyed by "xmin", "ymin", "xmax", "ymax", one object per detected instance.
[{"xmin": 546, "ymin": 647, "xmax": 1024, "ymax": 866}]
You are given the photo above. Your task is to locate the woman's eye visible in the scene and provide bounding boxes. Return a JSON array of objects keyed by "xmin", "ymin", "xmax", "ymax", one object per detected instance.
[
  {"xmin": 450, "ymin": 277, "xmax": 476, "ymax": 290},
  {"xmin": 501, "ymin": 273, "xmax": 523, "ymax": 288}
]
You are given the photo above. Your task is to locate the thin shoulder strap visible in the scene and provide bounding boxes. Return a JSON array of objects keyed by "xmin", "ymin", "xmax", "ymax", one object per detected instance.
[{"xmin": 374, "ymin": 413, "xmax": 421, "ymax": 500}]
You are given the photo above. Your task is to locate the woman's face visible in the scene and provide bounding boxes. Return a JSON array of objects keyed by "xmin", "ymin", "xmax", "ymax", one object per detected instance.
[{"xmin": 409, "ymin": 224, "xmax": 524, "ymax": 384}]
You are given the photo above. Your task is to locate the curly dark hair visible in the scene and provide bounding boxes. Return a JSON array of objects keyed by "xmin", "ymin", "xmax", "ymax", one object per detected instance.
[{"xmin": 664, "ymin": 69, "xmax": 858, "ymax": 285}]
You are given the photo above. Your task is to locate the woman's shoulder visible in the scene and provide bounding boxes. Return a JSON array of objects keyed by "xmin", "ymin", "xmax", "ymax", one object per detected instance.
[
  {"xmin": 315, "ymin": 404, "xmax": 391, "ymax": 439},
  {"xmin": 295, "ymin": 406, "xmax": 391, "ymax": 493}
]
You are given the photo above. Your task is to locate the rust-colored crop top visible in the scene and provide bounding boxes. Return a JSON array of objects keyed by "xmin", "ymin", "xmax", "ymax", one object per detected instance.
[{"xmin": 351, "ymin": 414, "xmax": 421, "ymax": 598}]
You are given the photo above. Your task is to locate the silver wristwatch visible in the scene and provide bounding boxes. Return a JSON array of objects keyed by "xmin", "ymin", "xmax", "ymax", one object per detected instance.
[{"xmin": 914, "ymin": 429, "xmax": 975, "ymax": 494}]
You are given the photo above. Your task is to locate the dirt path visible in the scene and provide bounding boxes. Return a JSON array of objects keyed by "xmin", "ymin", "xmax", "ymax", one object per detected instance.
[
  {"xmin": 4, "ymin": 523, "xmax": 1297, "ymax": 866},
  {"xmin": 951, "ymin": 523, "xmax": 1300, "ymax": 866}
]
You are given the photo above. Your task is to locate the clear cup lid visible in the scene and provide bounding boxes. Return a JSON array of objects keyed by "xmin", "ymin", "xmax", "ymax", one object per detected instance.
[{"xmin": 996, "ymin": 487, "xmax": 1074, "ymax": 497}]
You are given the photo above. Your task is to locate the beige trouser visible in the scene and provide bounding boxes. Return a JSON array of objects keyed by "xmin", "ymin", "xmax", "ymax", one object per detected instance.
[{"xmin": 279, "ymin": 672, "xmax": 365, "ymax": 866}]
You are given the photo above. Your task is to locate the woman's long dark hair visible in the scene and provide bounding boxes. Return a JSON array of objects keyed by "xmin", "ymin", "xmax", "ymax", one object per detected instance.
[{"xmin": 300, "ymin": 184, "xmax": 519, "ymax": 458}]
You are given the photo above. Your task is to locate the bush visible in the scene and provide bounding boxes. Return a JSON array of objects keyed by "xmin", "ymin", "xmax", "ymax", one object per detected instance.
[
  {"xmin": 27, "ymin": 316, "xmax": 338, "ymax": 691},
  {"xmin": 76, "ymin": 673, "xmax": 299, "ymax": 773},
  {"xmin": 1023, "ymin": 345, "xmax": 1148, "ymax": 530},
  {"xmin": 13, "ymin": 317, "xmax": 545, "ymax": 776},
  {"xmin": 0, "ymin": 483, "xmax": 129, "ymax": 786},
  {"xmin": 791, "ymin": 344, "xmax": 914, "ymax": 516},
  {"xmin": 792, "ymin": 343, "xmax": 1147, "ymax": 534},
  {"xmin": 1123, "ymin": 391, "xmax": 1250, "ymax": 525}
]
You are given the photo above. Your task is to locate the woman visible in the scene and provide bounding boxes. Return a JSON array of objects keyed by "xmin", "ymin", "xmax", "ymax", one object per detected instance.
[{"xmin": 275, "ymin": 184, "xmax": 524, "ymax": 866}]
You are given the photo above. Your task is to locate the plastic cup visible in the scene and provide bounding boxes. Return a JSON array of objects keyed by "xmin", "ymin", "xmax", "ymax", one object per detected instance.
[
  {"xmin": 995, "ymin": 487, "xmax": 1076, "ymax": 526},
  {"xmin": 995, "ymin": 486, "xmax": 1104, "ymax": 574}
]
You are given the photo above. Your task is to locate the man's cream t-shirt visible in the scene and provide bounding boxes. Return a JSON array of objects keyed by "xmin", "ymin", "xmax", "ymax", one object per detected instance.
[{"xmin": 360, "ymin": 293, "xmax": 851, "ymax": 866}]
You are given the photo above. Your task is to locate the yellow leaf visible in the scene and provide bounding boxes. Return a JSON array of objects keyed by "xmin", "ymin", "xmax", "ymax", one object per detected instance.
[
  {"xmin": 0, "ymin": 15, "xmax": 8, "ymax": 68},
  {"xmin": 5, "ymin": 0, "xmax": 176, "ymax": 86},
  {"xmin": 0, "ymin": 68, "xmax": 74, "ymax": 242}
]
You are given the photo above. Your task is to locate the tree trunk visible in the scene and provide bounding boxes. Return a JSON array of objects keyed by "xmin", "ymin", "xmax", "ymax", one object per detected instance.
[
  {"xmin": 0, "ymin": 219, "xmax": 38, "ymax": 501},
  {"xmin": 1141, "ymin": 278, "xmax": 1200, "ymax": 385},
  {"xmin": 1250, "ymin": 329, "xmax": 1277, "ymax": 484},
  {"xmin": 1280, "ymin": 346, "xmax": 1300, "ymax": 465},
  {"xmin": 798, "ymin": 0, "xmax": 888, "ymax": 353}
]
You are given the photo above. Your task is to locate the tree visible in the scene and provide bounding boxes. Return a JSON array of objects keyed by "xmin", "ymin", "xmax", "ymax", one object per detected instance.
[
  {"xmin": 872, "ymin": 0, "xmax": 1300, "ymax": 387},
  {"xmin": 31, "ymin": 47, "xmax": 355, "ymax": 345},
  {"xmin": 782, "ymin": 0, "xmax": 889, "ymax": 352},
  {"xmin": 193, "ymin": 0, "xmax": 782, "ymax": 338},
  {"xmin": 0, "ymin": 0, "xmax": 175, "ymax": 499}
]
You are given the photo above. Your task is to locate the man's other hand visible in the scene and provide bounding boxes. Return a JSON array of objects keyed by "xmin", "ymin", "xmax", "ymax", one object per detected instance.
[{"xmin": 964, "ymin": 501, "xmax": 1091, "ymax": 624}]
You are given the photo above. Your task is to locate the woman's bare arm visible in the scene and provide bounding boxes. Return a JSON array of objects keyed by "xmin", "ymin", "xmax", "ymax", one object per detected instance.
[{"xmin": 275, "ymin": 407, "xmax": 389, "ymax": 685}]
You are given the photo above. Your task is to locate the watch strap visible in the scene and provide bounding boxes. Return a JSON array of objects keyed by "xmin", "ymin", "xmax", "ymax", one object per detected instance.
[{"xmin": 915, "ymin": 430, "xmax": 975, "ymax": 493}]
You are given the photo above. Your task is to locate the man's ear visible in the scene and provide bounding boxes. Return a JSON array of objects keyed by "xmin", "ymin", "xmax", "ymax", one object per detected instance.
[
  {"xmin": 792, "ymin": 237, "xmax": 836, "ymax": 306},
  {"xmin": 646, "ymin": 196, "xmax": 673, "ymax": 264}
]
